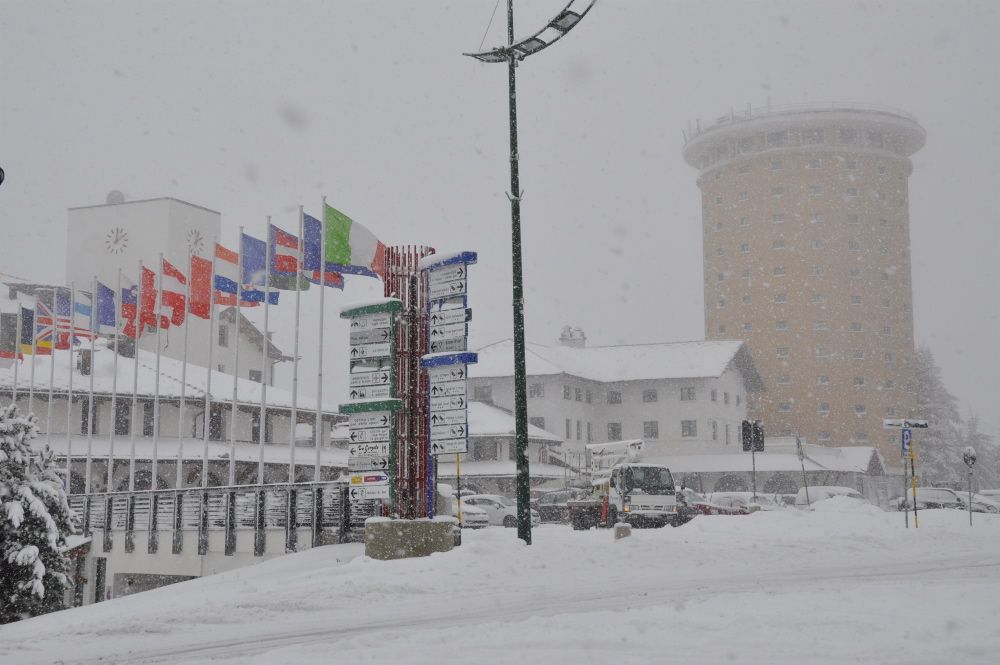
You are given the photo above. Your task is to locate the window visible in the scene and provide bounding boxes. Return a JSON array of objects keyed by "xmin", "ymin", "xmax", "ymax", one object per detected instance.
[
  {"xmin": 884, "ymin": 352, "xmax": 894, "ymax": 364},
  {"xmin": 884, "ymin": 380, "xmax": 896, "ymax": 390},
  {"xmin": 739, "ymin": 243, "xmax": 750, "ymax": 253},
  {"xmin": 716, "ymin": 247, "xmax": 724, "ymax": 256},
  {"xmin": 714, "ymin": 221, "xmax": 722, "ymax": 232},
  {"xmin": 718, "ymin": 324, "xmax": 726, "ymax": 334},
  {"xmin": 814, "ymin": 321, "xmax": 829, "ymax": 331},
  {"xmin": 840, "ymin": 129, "xmax": 858, "ymax": 145},
  {"xmin": 854, "ymin": 404, "xmax": 867, "ymax": 416},
  {"xmin": 529, "ymin": 383, "xmax": 544, "ymax": 398},
  {"xmin": 80, "ymin": 397, "xmax": 95, "ymax": 436},
  {"xmin": 881, "ymin": 298, "xmax": 891, "ymax": 309},
  {"xmin": 776, "ymin": 347, "xmax": 789, "ymax": 358},
  {"xmin": 209, "ymin": 404, "xmax": 223, "ymax": 440},
  {"xmin": 114, "ymin": 400, "xmax": 131, "ymax": 436},
  {"xmin": 818, "ymin": 402, "xmax": 830, "ymax": 415},
  {"xmin": 607, "ymin": 390, "xmax": 622, "ymax": 404},
  {"xmin": 711, "ymin": 420, "xmax": 718, "ymax": 441},
  {"xmin": 803, "ymin": 129, "xmax": 824, "ymax": 144},
  {"xmin": 741, "ymin": 269, "xmax": 750, "ymax": 279},
  {"xmin": 725, "ymin": 423, "xmax": 731, "ymax": 445},
  {"xmin": 811, "ymin": 293, "xmax": 825, "ymax": 305},
  {"xmin": 563, "ymin": 385, "xmax": 571, "ymax": 400},
  {"xmin": 585, "ymin": 390, "xmax": 592, "ymax": 404},
  {"xmin": 774, "ymin": 293, "xmax": 787, "ymax": 304},
  {"xmin": 848, "ymin": 240, "xmax": 862, "ymax": 252},
  {"xmin": 680, "ymin": 387, "xmax": 695, "ymax": 401},
  {"xmin": 882, "ymin": 326, "xmax": 893, "ymax": 336},
  {"xmin": 587, "ymin": 422, "xmax": 592, "ymax": 443},
  {"xmin": 711, "ymin": 389, "xmax": 717, "ymax": 402},
  {"xmin": 807, "ymin": 158, "xmax": 822, "ymax": 169},
  {"xmin": 607, "ymin": 422, "xmax": 622, "ymax": 440},
  {"xmin": 739, "ymin": 216, "xmax": 749, "ymax": 227},
  {"xmin": 576, "ymin": 420, "xmax": 582, "ymax": 441},
  {"xmin": 771, "ymin": 187, "xmax": 784, "ymax": 197},
  {"xmin": 817, "ymin": 375, "xmax": 829, "ymax": 385},
  {"xmin": 772, "ymin": 213, "xmax": 785, "ymax": 224},
  {"xmin": 775, "ymin": 320, "xmax": 787, "ymax": 331},
  {"xmin": 849, "ymin": 267, "xmax": 862, "ymax": 278},
  {"xmin": 772, "ymin": 239, "xmax": 785, "ymax": 250},
  {"xmin": 529, "ymin": 416, "xmax": 545, "ymax": 430},
  {"xmin": 715, "ymin": 195, "xmax": 723, "ymax": 205},
  {"xmin": 886, "ymin": 407, "xmax": 896, "ymax": 417},
  {"xmin": 810, "ymin": 213, "xmax": 824, "ymax": 224},
  {"xmin": 810, "ymin": 265, "xmax": 825, "ymax": 277},
  {"xmin": 742, "ymin": 322, "xmax": 752, "ymax": 332},
  {"xmin": 742, "ymin": 295, "xmax": 752, "ymax": 304},
  {"xmin": 474, "ymin": 385, "xmax": 493, "ymax": 401},
  {"xmin": 738, "ymin": 162, "xmax": 750, "ymax": 174},
  {"xmin": 767, "ymin": 131, "xmax": 787, "ymax": 147},
  {"xmin": 853, "ymin": 350, "xmax": 865, "ymax": 360},
  {"xmin": 778, "ymin": 402, "xmax": 792, "ymax": 413},
  {"xmin": 770, "ymin": 159, "xmax": 783, "ymax": 170},
  {"xmin": 717, "ymin": 272, "xmax": 725, "ymax": 282},
  {"xmin": 143, "ymin": 402, "xmax": 154, "ymax": 437},
  {"xmin": 643, "ymin": 421, "xmax": 659, "ymax": 439},
  {"xmin": 248, "ymin": 369, "xmax": 262, "ymax": 383},
  {"xmin": 851, "ymin": 295, "xmax": 862, "ymax": 305},
  {"xmin": 642, "ymin": 389, "xmax": 658, "ymax": 403},
  {"xmin": 575, "ymin": 387, "xmax": 583, "ymax": 402},
  {"xmin": 811, "ymin": 239, "xmax": 825, "ymax": 250},
  {"xmin": 773, "ymin": 265, "xmax": 785, "ymax": 276},
  {"xmin": 853, "ymin": 376, "xmax": 866, "ymax": 387},
  {"xmin": 809, "ymin": 185, "xmax": 823, "ymax": 196},
  {"xmin": 777, "ymin": 375, "xmax": 790, "ymax": 385},
  {"xmin": 681, "ymin": 420, "xmax": 697, "ymax": 437},
  {"xmin": 815, "ymin": 346, "xmax": 830, "ymax": 359},
  {"xmin": 818, "ymin": 431, "xmax": 831, "ymax": 442},
  {"xmin": 850, "ymin": 322, "xmax": 863, "ymax": 332},
  {"xmin": 878, "ymin": 165, "xmax": 887, "ymax": 175},
  {"xmin": 881, "ymin": 271, "xmax": 890, "ymax": 281},
  {"xmin": 724, "ymin": 392, "xmax": 730, "ymax": 405},
  {"xmin": 565, "ymin": 419, "xmax": 572, "ymax": 439},
  {"xmin": 846, "ymin": 187, "xmax": 859, "ymax": 197},
  {"xmin": 218, "ymin": 324, "xmax": 229, "ymax": 348},
  {"xmin": 739, "ymin": 191, "xmax": 749, "ymax": 201},
  {"xmin": 847, "ymin": 214, "xmax": 860, "ymax": 225}
]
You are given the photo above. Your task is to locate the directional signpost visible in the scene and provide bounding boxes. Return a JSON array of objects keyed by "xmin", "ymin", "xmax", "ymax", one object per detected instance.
[
  {"xmin": 884, "ymin": 418, "xmax": 929, "ymax": 528},
  {"xmin": 340, "ymin": 299, "xmax": 403, "ymax": 515},
  {"xmin": 420, "ymin": 252, "xmax": 478, "ymax": 520}
]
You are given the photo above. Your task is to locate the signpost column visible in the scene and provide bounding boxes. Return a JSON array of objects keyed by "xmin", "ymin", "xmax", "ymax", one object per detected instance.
[
  {"xmin": 884, "ymin": 418, "xmax": 929, "ymax": 529},
  {"xmin": 340, "ymin": 300, "xmax": 403, "ymax": 522}
]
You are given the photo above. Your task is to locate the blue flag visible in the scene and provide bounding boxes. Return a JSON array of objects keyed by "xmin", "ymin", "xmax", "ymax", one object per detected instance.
[
  {"xmin": 239, "ymin": 233, "xmax": 279, "ymax": 304},
  {"xmin": 95, "ymin": 281, "xmax": 117, "ymax": 330}
]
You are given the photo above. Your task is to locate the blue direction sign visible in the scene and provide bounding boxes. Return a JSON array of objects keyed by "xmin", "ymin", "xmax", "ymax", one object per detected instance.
[{"xmin": 901, "ymin": 428, "xmax": 912, "ymax": 457}]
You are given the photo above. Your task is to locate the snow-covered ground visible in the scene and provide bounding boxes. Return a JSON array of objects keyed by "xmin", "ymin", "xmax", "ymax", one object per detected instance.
[{"xmin": 3, "ymin": 499, "xmax": 999, "ymax": 664}]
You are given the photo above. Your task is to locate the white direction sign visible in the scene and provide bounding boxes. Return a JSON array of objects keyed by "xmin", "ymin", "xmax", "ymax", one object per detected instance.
[
  {"xmin": 429, "ymin": 322, "xmax": 467, "ymax": 342},
  {"xmin": 428, "ymin": 265, "xmax": 468, "ymax": 285},
  {"xmin": 428, "ymin": 279, "xmax": 467, "ymax": 301},
  {"xmin": 350, "ymin": 471, "xmax": 389, "ymax": 486},
  {"xmin": 429, "ymin": 308, "xmax": 469, "ymax": 327},
  {"xmin": 349, "ymin": 312, "xmax": 392, "ymax": 330},
  {"xmin": 430, "ymin": 409, "xmax": 467, "ymax": 427},
  {"xmin": 351, "ymin": 358, "xmax": 391, "ymax": 374},
  {"xmin": 348, "ymin": 427, "xmax": 390, "ymax": 444},
  {"xmin": 350, "ymin": 370, "xmax": 391, "ymax": 388},
  {"xmin": 348, "ymin": 455, "xmax": 390, "ymax": 472},
  {"xmin": 427, "ymin": 364, "xmax": 467, "ymax": 384},
  {"xmin": 883, "ymin": 418, "xmax": 929, "ymax": 429},
  {"xmin": 432, "ymin": 438, "xmax": 468, "ymax": 455},
  {"xmin": 430, "ymin": 394, "xmax": 466, "ymax": 411},
  {"xmin": 350, "ymin": 341, "xmax": 392, "ymax": 359},
  {"xmin": 349, "ymin": 411, "xmax": 391, "ymax": 429},
  {"xmin": 349, "ymin": 485, "xmax": 390, "ymax": 501},
  {"xmin": 429, "ymin": 380, "xmax": 466, "ymax": 399},
  {"xmin": 348, "ymin": 384, "xmax": 392, "ymax": 400},
  {"xmin": 348, "ymin": 441, "xmax": 390, "ymax": 457},
  {"xmin": 431, "ymin": 423, "xmax": 468, "ymax": 440},
  {"xmin": 349, "ymin": 327, "xmax": 392, "ymax": 345},
  {"xmin": 429, "ymin": 337, "xmax": 467, "ymax": 354}
]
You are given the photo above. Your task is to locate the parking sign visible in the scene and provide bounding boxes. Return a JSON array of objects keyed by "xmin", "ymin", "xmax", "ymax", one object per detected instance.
[{"xmin": 901, "ymin": 428, "xmax": 912, "ymax": 457}]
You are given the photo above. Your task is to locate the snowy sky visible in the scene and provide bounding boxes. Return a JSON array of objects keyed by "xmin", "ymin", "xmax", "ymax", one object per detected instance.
[{"xmin": 1, "ymin": 1, "xmax": 998, "ymax": 434}]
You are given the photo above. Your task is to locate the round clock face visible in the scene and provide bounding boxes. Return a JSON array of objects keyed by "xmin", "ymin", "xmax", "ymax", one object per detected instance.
[
  {"xmin": 186, "ymin": 228, "xmax": 205, "ymax": 255},
  {"xmin": 105, "ymin": 227, "xmax": 129, "ymax": 254}
]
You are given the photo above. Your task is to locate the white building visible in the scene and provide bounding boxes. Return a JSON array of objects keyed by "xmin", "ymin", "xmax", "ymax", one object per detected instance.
[{"xmin": 468, "ymin": 332, "xmax": 764, "ymax": 463}]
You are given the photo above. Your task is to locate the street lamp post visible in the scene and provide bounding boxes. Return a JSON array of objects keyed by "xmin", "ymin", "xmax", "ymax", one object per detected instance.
[{"xmin": 465, "ymin": 0, "xmax": 597, "ymax": 545}]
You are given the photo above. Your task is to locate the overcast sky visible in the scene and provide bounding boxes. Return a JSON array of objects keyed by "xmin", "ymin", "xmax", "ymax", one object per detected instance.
[{"xmin": 1, "ymin": 1, "xmax": 997, "ymax": 435}]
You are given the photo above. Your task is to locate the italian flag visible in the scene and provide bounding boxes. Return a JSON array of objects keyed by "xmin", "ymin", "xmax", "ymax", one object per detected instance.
[{"xmin": 324, "ymin": 204, "xmax": 385, "ymax": 279}]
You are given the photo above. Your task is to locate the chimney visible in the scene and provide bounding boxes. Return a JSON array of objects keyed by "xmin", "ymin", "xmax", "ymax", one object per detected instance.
[{"xmin": 558, "ymin": 326, "xmax": 586, "ymax": 348}]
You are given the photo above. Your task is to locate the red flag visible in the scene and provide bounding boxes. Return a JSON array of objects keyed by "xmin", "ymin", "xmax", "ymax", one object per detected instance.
[
  {"xmin": 189, "ymin": 255, "xmax": 212, "ymax": 319},
  {"xmin": 124, "ymin": 267, "xmax": 168, "ymax": 338},
  {"xmin": 161, "ymin": 258, "xmax": 187, "ymax": 326}
]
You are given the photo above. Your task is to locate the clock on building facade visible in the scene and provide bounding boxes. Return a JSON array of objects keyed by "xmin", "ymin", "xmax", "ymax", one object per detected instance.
[
  {"xmin": 186, "ymin": 228, "xmax": 205, "ymax": 255},
  {"xmin": 105, "ymin": 227, "xmax": 129, "ymax": 254}
]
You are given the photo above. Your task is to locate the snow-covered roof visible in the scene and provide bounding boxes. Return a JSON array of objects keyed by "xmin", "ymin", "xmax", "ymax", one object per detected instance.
[
  {"xmin": 470, "ymin": 338, "xmax": 764, "ymax": 390},
  {"xmin": 467, "ymin": 401, "xmax": 561, "ymax": 443},
  {"xmin": 0, "ymin": 340, "xmax": 339, "ymax": 413},
  {"xmin": 644, "ymin": 440, "xmax": 882, "ymax": 475},
  {"xmin": 434, "ymin": 460, "xmax": 567, "ymax": 479}
]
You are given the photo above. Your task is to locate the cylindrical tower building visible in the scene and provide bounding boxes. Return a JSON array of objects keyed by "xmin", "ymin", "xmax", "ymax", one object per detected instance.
[{"xmin": 682, "ymin": 104, "xmax": 925, "ymax": 461}]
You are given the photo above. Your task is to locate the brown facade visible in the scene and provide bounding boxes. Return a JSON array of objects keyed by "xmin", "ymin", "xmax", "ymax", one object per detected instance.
[{"xmin": 682, "ymin": 107, "xmax": 925, "ymax": 462}]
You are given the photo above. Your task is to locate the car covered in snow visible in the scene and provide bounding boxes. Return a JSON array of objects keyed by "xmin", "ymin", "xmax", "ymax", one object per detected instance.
[
  {"xmin": 795, "ymin": 486, "xmax": 867, "ymax": 507},
  {"xmin": 678, "ymin": 489, "xmax": 748, "ymax": 516},
  {"xmin": 893, "ymin": 487, "xmax": 965, "ymax": 511},
  {"xmin": 533, "ymin": 488, "xmax": 592, "ymax": 523},
  {"xmin": 460, "ymin": 494, "xmax": 541, "ymax": 527},
  {"xmin": 708, "ymin": 491, "xmax": 783, "ymax": 512},
  {"xmin": 449, "ymin": 501, "xmax": 489, "ymax": 529}
]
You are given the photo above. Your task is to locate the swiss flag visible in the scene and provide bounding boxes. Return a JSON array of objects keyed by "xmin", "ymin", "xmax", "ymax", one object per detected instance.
[{"xmin": 161, "ymin": 258, "xmax": 187, "ymax": 326}]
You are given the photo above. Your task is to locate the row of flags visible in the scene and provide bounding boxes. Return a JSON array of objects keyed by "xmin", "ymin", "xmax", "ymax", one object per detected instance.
[{"xmin": 0, "ymin": 204, "xmax": 384, "ymax": 358}]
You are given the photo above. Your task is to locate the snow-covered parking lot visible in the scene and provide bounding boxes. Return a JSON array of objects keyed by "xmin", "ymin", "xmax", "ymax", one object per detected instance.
[{"xmin": 3, "ymin": 498, "xmax": 999, "ymax": 665}]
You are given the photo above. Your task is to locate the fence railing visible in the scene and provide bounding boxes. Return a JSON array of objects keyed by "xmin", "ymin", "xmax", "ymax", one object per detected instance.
[{"xmin": 68, "ymin": 481, "xmax": 377, "ymax": 557}]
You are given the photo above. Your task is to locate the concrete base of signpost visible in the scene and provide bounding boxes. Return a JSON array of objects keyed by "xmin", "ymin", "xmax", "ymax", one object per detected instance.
[{"xmin": 364, "ymin": 517, "xmax": 457, "ymax": 560}]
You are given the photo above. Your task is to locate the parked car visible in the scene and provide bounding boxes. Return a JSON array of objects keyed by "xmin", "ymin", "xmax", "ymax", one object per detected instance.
[
  {"xmin": 533, "ymin": 488, "xmax": 592, "ymax": 523},
  {"xmin": 461, "ymin": 494, "xmax": 541, "ymax": 527},
  {"xmin": 795, "ymin": 486, "xmax": 866, "ymax": 507},
  {"xmin": 449, "ymin": 500, "xmax": 489, "ymax": 529},
  {"xmin": 894, "ymin": 487, "xmax": 965, "ymax": 511},
  {"xmin": 679, "ymin": 489, "xmax": 748, "ymax": 516},
  {"xmin": 708, "ymin": 492, "xmax": 782, "ymax": 511},
  {"xmin": 970, "ymin": 494, "xmax": 1000, "ymax": 513}
]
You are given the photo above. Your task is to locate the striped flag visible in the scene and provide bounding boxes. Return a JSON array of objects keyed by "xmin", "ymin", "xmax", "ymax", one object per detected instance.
[
  {"xmin": 303, "ymin": 213, "xmax": 344, "ymax": 289},
  {"xmin": 161, "ymin": 258, "xmax": 187, "ymax": 326},
  {"xmin": 323, "ymin": 203, "xmax": 386, "ymax": 279}
]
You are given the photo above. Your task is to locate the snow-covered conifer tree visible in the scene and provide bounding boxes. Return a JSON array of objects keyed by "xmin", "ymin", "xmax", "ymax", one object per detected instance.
[{"xmin": 1, "ymin": 403, "xmax": 77, "ymax": 623}]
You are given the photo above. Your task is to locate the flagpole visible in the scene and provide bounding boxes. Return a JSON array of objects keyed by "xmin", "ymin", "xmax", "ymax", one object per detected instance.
[
  {"xmin": 230, "ymin": 228, "xmax": 244, "ymax": 487},
  {"xmin": 12, "ymin": 305, "xmax": 21, "ymax": 403},
  {"xmin": 108, "ymin": 268, "xmax": 121, "ymax": 493},
  {"xmin": 258, "ymin": 219, "xmax": 272, "ymax": 485},
  {"xmin": 46, "ymin": 288, "xmax": 57, "ymax": 449},
  {"xmin": 28, "ymin": 293, "xmax": 39, "ymax": 417},
  {"xmin": 66, "ymin": 282, "xmax": 76, "ymax": 493},
  {"xmin": 289, "ymin": 206, "xmax": 304, "ymax": 483},
  {"xmin": 85, "ymin": 276, "xmax": 97, "ymax": 494},
  {"xmin": 203, "ymin": 238, "xmax": 218, "ymax": 487},
  {"xmin": 177, "ymin": 252, "xmax": 192, "ymax": 490},
  {"xmin": 152, "ymin": 254, "xmax": 164, "ymax": 493},
  {"xmin": 129, "ymin": 262, "xmax": 142, "ymax": 493},
  {"xmin": 314, "ymin": 196, "xmax": 327, "ymax": 480}
]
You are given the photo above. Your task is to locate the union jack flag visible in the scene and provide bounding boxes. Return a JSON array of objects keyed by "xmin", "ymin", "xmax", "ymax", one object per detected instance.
[{"xmin": 35, "ymin": 292, "xmax": 95, "ymax": 349}]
